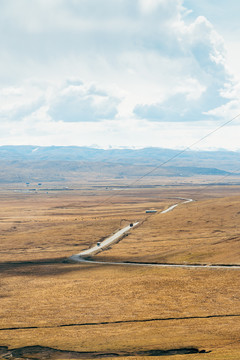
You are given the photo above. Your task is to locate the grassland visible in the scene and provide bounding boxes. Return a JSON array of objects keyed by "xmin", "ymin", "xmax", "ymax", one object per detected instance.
[
  {"xmin": 0, "ymin": 183, "xmax": 239, "ymax": 359},
  {"xmin": 98, "ymin": 191, "xmax": 240, "ymax": 265}
]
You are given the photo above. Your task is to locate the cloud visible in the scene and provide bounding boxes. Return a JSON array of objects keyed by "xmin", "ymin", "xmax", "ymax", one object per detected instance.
[
  {"xmin": 133, "ymin": 13, "xmax": 233, "ymax": 122},
  {"xmin": 0, "ymin": 0, "xmax": 239, "ymax": 148},
  {"xmin": 0, "ymin": 84, "xmax": 45, "ymax": 121},
  {"xmin": 48, "ymin": 82, "xmax": 120, "ymax": 122},
  {"xmin": 0, "ymin": 78, "xmax": 121, "ymax": 123},
  {"xmin": 203, "ymin": 81, "xmax": 240, "ymax": 121}
]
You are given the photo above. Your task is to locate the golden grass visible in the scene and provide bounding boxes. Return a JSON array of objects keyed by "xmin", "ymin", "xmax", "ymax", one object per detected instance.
[
  {"xmin": 0, "ymin": 318, "xmax": 239, "ymax": 358},
  {"xmin": 0, "ymin": 190, "xmax": 157, "ymax": 262},
  {"xmin": 0, "ymin": 185, "xmax": 240, "ymax": 359},
  {"xmin": 97, "ymin": 194, "xmax": 240, "ymax": 265},
  {"xmin": 1, "ymin": 264, "xmax": 239, "ymax": 327},
  {"xmin": 0, "ymin": 263, "xmax": 240, "ymax": 358}
]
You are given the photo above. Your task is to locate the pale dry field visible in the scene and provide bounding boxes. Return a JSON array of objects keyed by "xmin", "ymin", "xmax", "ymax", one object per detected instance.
[
  {"xmin": 0, "ymin": 184, "xmax": 239, "ymax": 359},
  {"xmin": 98, "ymin": 190, "xmax": 240, "ymax": 264},
  {"xmin": 0, "ymin": 188, "xmax": 157, "ymax": 262}
]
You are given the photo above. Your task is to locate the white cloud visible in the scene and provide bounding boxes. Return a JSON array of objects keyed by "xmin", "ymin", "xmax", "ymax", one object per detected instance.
[
  {"xmin": 0, "ymin": 79, "xmax": 121, "ymax": 123},
  {"xmin": 0, "ymin": 0, "xmax": 239, "ymax": 149},
  {"xmin": 0, "ymin": 83, "xmax": 45, "ymax": 121},
  {"xmin": 133, "ymin": 11, "xmax": 234, "ymax": 122},
  {"xmin": 48, "ymin": 82, "xmax": 120, "ymax": 122}
]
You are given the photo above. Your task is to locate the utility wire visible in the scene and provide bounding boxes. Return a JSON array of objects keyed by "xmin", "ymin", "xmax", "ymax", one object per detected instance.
[
  {"xmin": 190, "ymin": 165, "xmax": 240, "ymax": 199},
  {"xmin": 95, "ymin": 112, "xmax": 240, "ymax": 206}
]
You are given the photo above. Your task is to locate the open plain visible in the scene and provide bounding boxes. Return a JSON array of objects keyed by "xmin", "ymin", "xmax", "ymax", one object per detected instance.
[{"xmin": 0, "ymin": 181, "xmax": 240, "ymax": 359}]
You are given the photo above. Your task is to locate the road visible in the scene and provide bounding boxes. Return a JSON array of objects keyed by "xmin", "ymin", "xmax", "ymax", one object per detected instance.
[
  {"xmin": 68, "ymin": 197, "xmax": 240, "ymax": 269},
  {"xmin": 71, "ymin": 258, "xmax": 240, "ymax": 270},
  {"xmin": 69, "ymin": 198, "xmax": 191, "ymax": 262},
  {"xmin": 69, "ymin": 222, "xmax": 139, "ymax": 262},
  {"xmin": 160, "ymin": 198, "xmax": 193, "ymax": 213}
]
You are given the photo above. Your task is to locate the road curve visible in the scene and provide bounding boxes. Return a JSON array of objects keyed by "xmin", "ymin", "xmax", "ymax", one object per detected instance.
[
  {"xmin": 68, "ymin": 197, "xmax": 240, "ymax": 269},
  {"xmin": 69, "ymin": 198, "xmax": 192, "ymax": 263},
  {"xmin": 160, "ymin": 198, "xmax": 193, "ymax": 213}
]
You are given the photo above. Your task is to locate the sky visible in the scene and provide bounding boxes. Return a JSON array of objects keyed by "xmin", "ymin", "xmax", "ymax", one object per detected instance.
[{"xmin": 1, "ymin": 0, "xmax": 240, "ymax": 150}]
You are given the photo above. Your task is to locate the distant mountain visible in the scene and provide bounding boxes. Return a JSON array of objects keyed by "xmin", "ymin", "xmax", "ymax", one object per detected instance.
[
  {"xmin": 0, "ymin": 145, "xmax": 239, "ymax": 183},
  {"xmin": 0, "ymin": 145, "xmax": 239, "ymax": 167}
]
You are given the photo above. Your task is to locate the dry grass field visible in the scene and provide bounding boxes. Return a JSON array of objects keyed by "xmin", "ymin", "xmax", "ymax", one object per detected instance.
[
  {"xmin": 97, "ymin": 190, "xmax": 240, "ymax": 265},
  {"xmin": 0, "ymin": 183, "xmax": 239, "ymax": 359}
]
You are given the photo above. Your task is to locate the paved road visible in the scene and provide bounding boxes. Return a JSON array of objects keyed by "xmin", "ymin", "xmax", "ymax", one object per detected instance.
[
  {"xmin": 72, "ymin": 258, "xmax": 240, "ymax": 270},
  {"xmin": 160, "ymin": 198, "xmax": 193, "ymax": 213},
  {"xmin": 69, "ymin": 198, "xmax": 191, "ymax": 262},
  {"xmin": 69, "ymin": 197, "xmax": 240, "ymax": 269},
  {"xmin": 69, "ymin": 222, "xmax": 139, "ymax": 262}
]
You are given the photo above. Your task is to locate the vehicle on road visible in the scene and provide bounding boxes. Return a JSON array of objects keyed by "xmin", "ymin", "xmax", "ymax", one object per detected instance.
[{"xmin": 97, "ymin": 242, "xmax": 101, "ymax": 246}]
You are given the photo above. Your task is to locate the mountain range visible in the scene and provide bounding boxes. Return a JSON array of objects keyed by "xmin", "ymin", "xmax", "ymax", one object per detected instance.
[{"xmin": 0, "ymin": 145, "xmax": 239, "ymax": 184}]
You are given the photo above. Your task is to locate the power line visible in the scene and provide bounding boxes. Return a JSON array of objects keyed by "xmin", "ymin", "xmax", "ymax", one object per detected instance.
[
  {"xmin": 190, "ymin": 166, "xmax": 240, "ymax": 199},
  {"xmin": 95, "ymin": 112, "xmax": 240, "ymax": 206}
]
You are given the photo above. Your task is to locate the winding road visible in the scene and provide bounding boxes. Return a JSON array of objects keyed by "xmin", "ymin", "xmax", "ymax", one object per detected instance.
[
  {"xmin": 160, "ymin": 198, "xmax": 193, "ymax": 213},
  {"xmin": 69, "ymin": 198, "xmax": 240, "ymax": 270}
]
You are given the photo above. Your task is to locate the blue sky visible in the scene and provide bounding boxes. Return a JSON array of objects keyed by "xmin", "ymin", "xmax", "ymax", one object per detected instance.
[{"xmin": 0, "ymin": 0, "xmax": 240, "ymax": 150}]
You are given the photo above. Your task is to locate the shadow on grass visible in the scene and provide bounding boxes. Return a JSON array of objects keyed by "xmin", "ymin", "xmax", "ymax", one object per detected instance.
[{"xmin": 0, "ymin": 257, "xmax": 104, "ymax": 278}]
